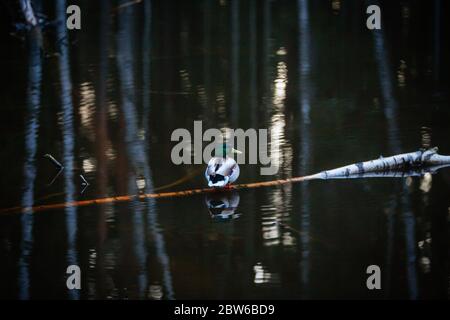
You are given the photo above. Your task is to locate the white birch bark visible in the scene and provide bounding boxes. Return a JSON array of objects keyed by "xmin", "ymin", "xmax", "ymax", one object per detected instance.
[
  {"xmin": 316, "ymin": 164, "xmax": 449, "ymax": 179},
  {"xmin": 313, "ymin": 148, "xmax": 450, "ymax": 180}
]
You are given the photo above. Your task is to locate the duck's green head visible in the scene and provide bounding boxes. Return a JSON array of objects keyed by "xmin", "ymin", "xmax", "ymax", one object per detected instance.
[{"xmin": 214, "ymin": 143, "xmax": 242, "ymax": 158}]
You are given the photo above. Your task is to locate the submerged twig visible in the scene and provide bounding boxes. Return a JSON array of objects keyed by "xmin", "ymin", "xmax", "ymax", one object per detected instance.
[
  {"xmin": 79, "ymin": 174, "xmax": 89, "ymax": 195},
  {"xmin": 80, "ymin": 183, "xmax": 89, "ymax": 195},
  {"xmin": 80, "ymin": 174, "xmax": 89, "ymax": 194},
  {"xmin": 44, "ymin": 153, "xmax": 64, "ymax": 169},
  {"xmin": 79, "ymin": 174, "xmax": 89, "ymax": 186},
  {"xmin": 47, "ymin": 167, "xmax": 64, "ymax": 186}
]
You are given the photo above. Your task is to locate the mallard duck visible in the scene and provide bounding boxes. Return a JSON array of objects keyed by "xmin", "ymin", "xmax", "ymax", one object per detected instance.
[{"xmin": 205, "ymin": 144, "xmax": 241, "ymax": 188}]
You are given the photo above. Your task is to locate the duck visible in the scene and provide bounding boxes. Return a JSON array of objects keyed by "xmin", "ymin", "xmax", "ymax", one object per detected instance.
[{"xmin": 205, "ymin": 144, "xmax": 241, "ymax": 188}]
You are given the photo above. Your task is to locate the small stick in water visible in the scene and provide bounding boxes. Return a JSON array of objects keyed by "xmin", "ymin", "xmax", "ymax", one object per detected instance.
[
  {"xmin": 44, "ymin": 154, "xmax": 64, "ymax": 169},
  {"xmin": 80, "ymin": 174, "xmax": 89, "ymax": 195},
  {"xmin": 47, "ymin": 167, "xmax": 64, "ymax": 186},
  {"xmin": 80, "ymin": 184, "xmax": 88, "ymax": 195},
  {"xmin": 80, "ymin": 174, "xmax": 89, "ymax": 186}
]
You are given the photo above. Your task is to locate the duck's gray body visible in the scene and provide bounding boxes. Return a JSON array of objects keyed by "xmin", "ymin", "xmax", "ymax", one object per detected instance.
[{"xmin": 205, "ymin": 156, "xmax": 240, "ymax": 187}]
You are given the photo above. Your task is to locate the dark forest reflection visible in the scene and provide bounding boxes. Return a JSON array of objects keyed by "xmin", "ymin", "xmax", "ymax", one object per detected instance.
[
  {"xmin": 56, "ymin": 0, "xmax": 79, "ymax": 300},
  {"xmin": 0, "ymin": 0, "xmax": 449, "ymax": 299},
  {"xmin": 116, "ymin": 0, "xmax": 174, "ymax": 299},
  {"xmin": 18, "ymin": 26, "xmax": 42, "ymax": 301},
  {"xmin": 297, "ymin": 0, "xmax": 312, "ymax": 298}
]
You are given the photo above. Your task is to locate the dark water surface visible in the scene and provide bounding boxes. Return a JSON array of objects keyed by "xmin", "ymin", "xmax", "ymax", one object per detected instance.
[{"xmin": 0, "ymin": 0, "xmax": 449, "ymax": 299}]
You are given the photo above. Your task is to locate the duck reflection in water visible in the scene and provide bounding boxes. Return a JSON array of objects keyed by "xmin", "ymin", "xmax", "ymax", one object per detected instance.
[{"xmin": 205, "ymin": 191, "xmax": 241, "ymax": 221}]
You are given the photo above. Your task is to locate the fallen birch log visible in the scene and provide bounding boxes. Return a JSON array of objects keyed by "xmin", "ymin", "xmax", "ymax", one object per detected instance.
[
  {"xmin": 312, "ymin": 147, "xmax": 450, "ymax": 180},
  {"xmin": 316, "ymin": 164, "xmax": 449, "ymax": 180}
]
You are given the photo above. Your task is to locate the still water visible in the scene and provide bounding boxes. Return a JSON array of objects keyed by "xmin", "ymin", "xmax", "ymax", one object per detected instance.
[{"xmin": 0, "ymin": 0, "xmax": 449, "ymax": 299}]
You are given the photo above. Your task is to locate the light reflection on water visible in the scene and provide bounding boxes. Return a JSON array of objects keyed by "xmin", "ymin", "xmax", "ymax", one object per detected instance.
[{"xmin": 0, "ymin": 0, "xmax": 449, "ymax": 300}]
